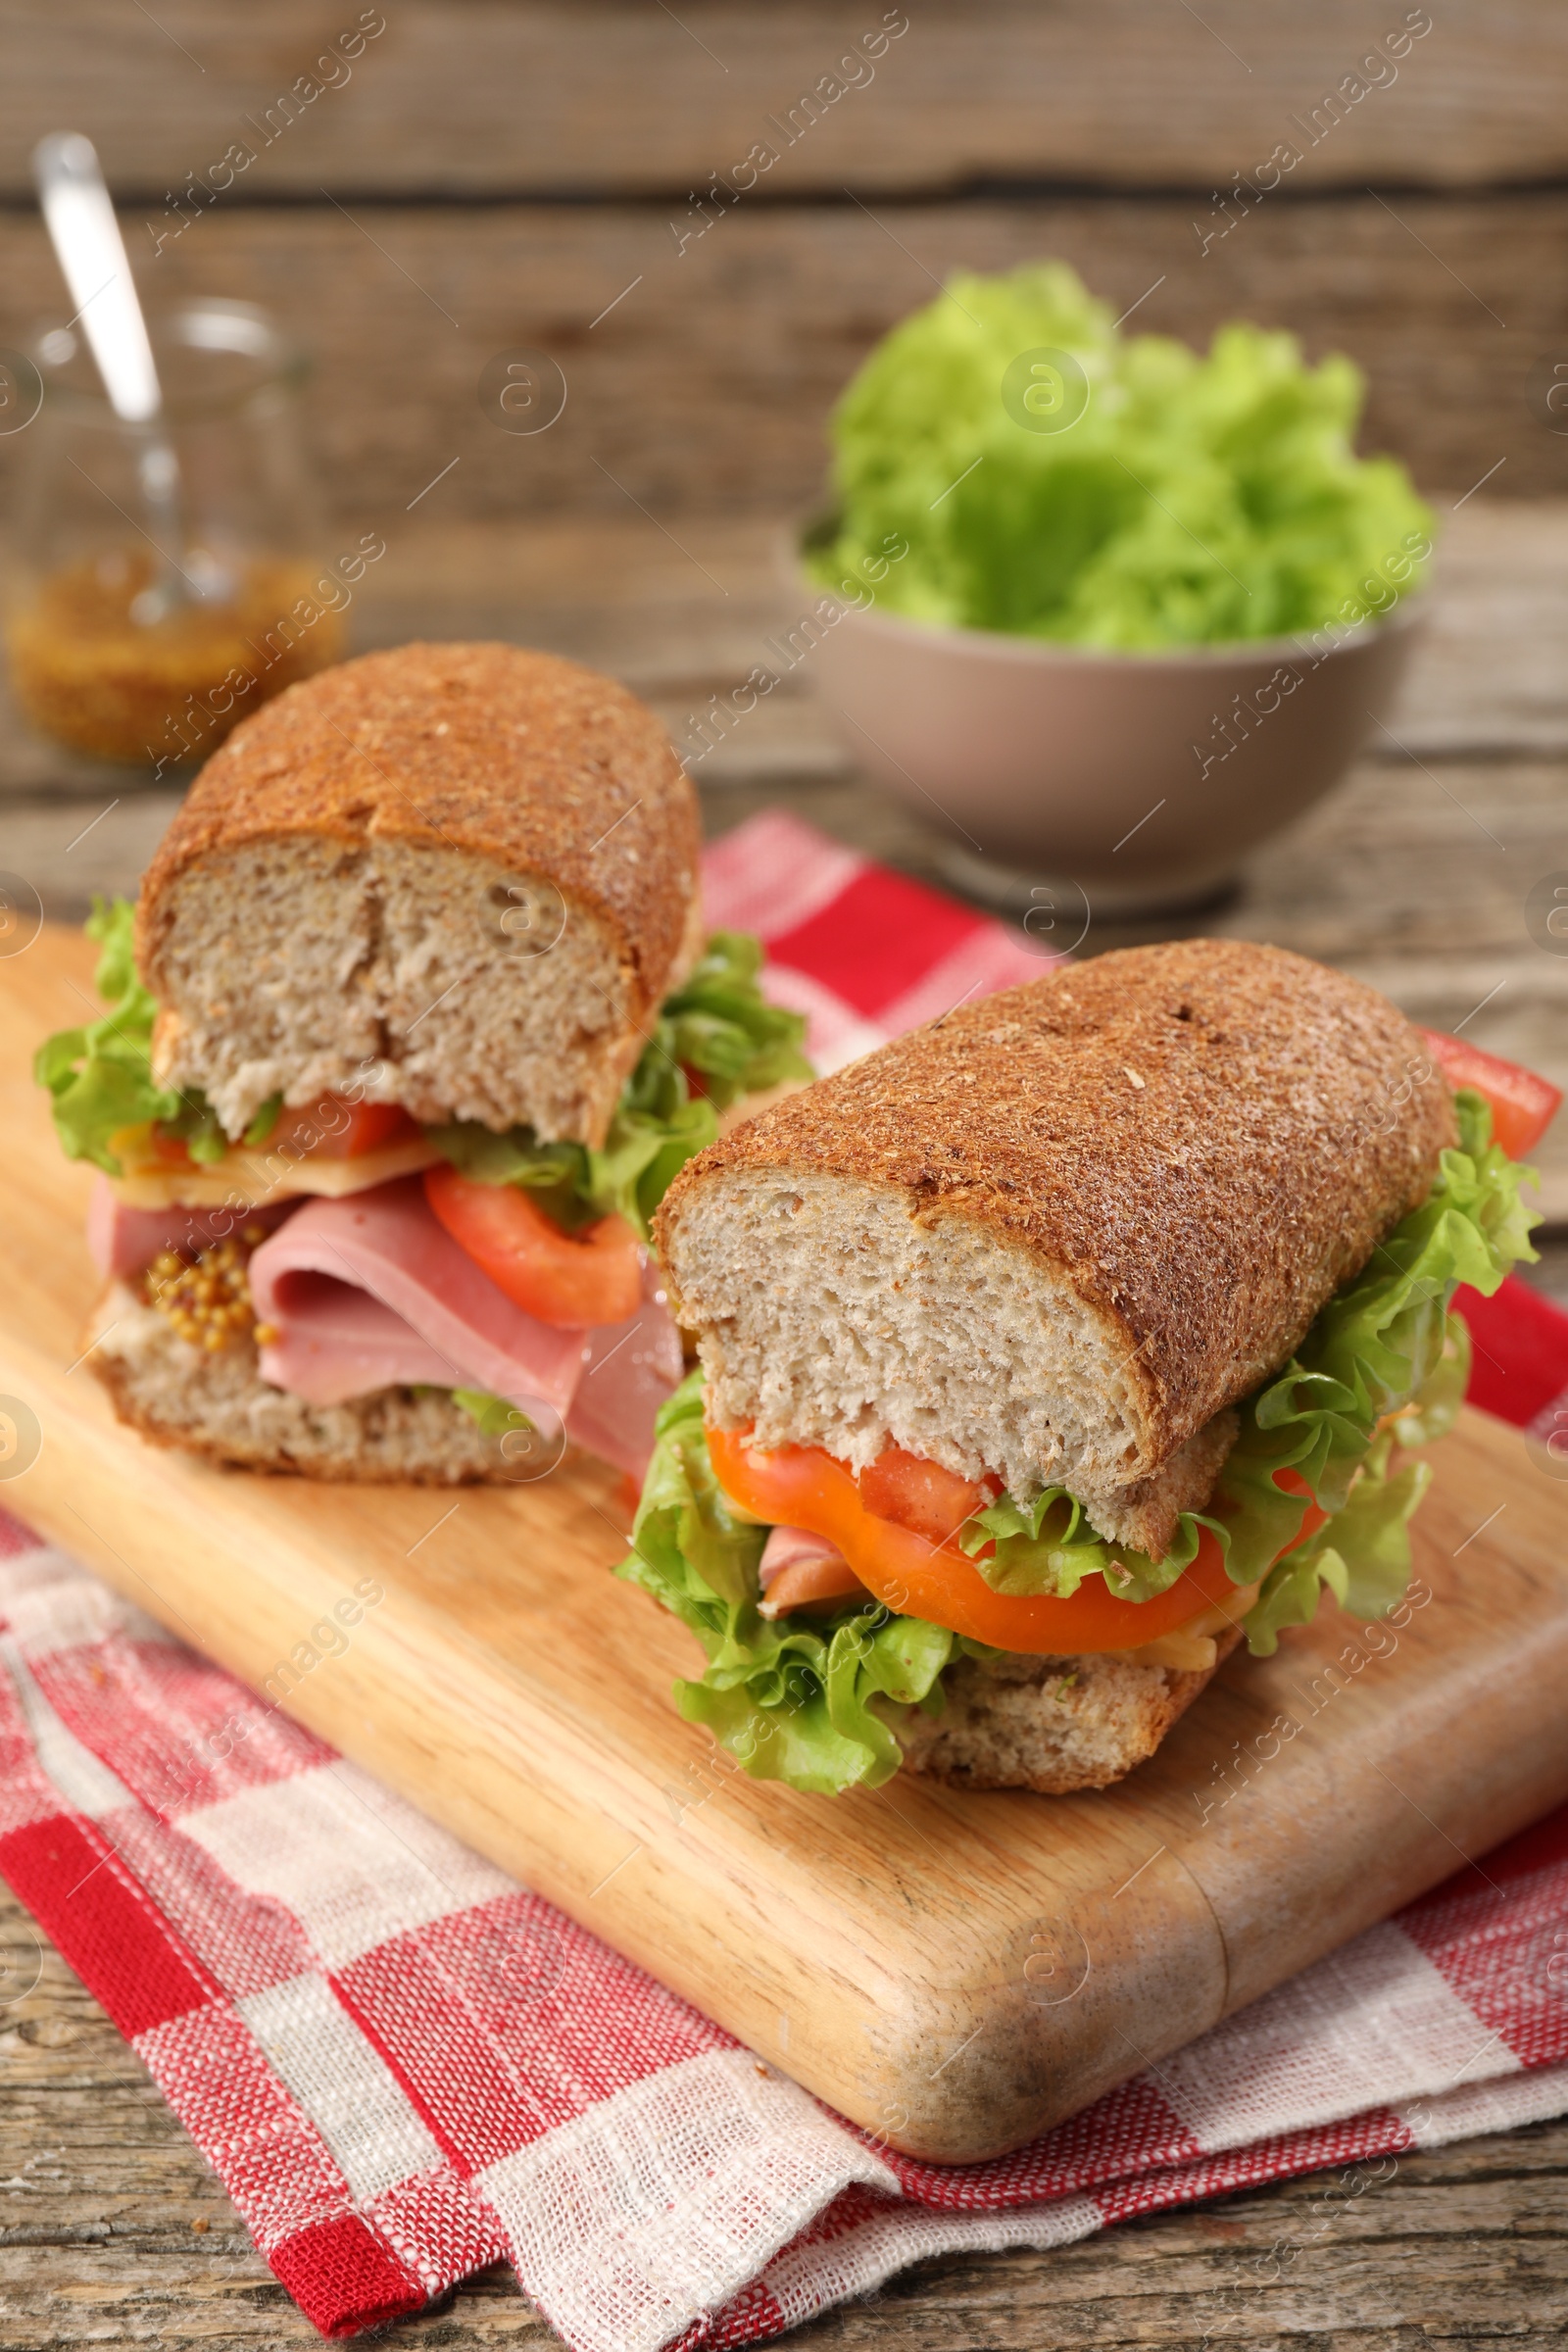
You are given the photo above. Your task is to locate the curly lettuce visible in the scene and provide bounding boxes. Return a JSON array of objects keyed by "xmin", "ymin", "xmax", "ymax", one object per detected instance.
[
  {"xmin": 651, "ymin": 929, "xmax": 812, "ymax": 1112},
  {"xmin": 1243, "ymin": 1432, "xmax": 1431, "ymax": 1656},
  {"xmin": 38, "ymin": 911, "xmax": 808, "ymax": 1233},
  {"xmin": 620, "ymin": 1093, "xmax": 1537, "ymax": 1792},
  {"xmin": 32, "ymin": 898, "xmax": 230, "ymax": 1173},
  {"xmin": 619, "ymin": 1372, "xmax": 958, "ymax": 1793},
  {"xmin": 451, "ymin": 1388, "xmax": 533, "ymax": 1438},
  {"xmin": 809, "ymin": 261, "xmax": 1434, "ymax": 649},
  {"xmin": 1235, "ymin": 1091, "xmax": 1533, "ymax": 1648}
]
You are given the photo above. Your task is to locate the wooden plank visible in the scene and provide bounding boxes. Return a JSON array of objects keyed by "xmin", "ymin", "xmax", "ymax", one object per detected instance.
[
  {"xmin": 0, "ymin": 193, "xmax": 1548, "ymax": 529},
  {"xmin": 6, "ymin": 1874, "xmax": 1566, "ymax": 2343},
  {"xmin": 4, "ymin": 0, "xmax": 1566, "ymax": 197},
  {"xmin": 2, "ymin": 926, "xmax": 1566, "ymax": 2164},
  {"xmin": 3, "ymin": 502, "xmax": 1563, "ymax": 810},
  {"xmin": 5, "ymin": 501, "xmax": 1566, "ymax": 816}
]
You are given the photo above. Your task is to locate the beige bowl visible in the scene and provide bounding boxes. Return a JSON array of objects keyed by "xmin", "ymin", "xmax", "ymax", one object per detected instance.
[{"xmin": 798, "ymin": 569, "xmax": 1425, "ymax": 915}]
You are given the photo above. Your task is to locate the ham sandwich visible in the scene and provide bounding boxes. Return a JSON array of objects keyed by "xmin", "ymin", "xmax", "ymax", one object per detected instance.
[{"xmin": 49, "ymin": 643, "xmax": 807, "ymax": 1486}]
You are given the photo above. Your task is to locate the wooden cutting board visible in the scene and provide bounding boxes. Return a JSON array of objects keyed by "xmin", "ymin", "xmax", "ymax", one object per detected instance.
[{"xmin": 3, "ymin": 923, "xmax": 1567, "ymax": 2163}]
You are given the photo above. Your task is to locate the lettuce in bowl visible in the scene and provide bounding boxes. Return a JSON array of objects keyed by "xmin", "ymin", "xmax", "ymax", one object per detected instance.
[{"xmin": 809, "ymin": 261, "xmax": 1435, "ymax": 651}]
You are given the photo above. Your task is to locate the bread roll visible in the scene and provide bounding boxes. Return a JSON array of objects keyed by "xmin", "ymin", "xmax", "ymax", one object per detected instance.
[
  {"xmin": 136, "ymin": 643, "xmax": 702, "ymax": 1147},
  {"xmin": 656, "ymin": 940, "xmax": 1455, "ymax": 1507}
]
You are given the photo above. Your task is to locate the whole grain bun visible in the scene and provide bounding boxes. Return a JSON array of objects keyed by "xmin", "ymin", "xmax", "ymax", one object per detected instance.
[
  {"xmin": 86, "ymin": 1283, "xmax": 516, "ymax": 1483},
  {"xmin": 657, "ymin": 940, "xmax": 1455, "ymax": 1502},
  {"xmin": 1083, "ymin": 1406, "xmax": 1237, "ymax": 1560},
  {"xmin": 137, "ymin": 643, "xmax": 702, "ymax": 1146},
  {"xmin": 896, "ymin": 1629, "xmax": 1244, "ymax": 1794}
]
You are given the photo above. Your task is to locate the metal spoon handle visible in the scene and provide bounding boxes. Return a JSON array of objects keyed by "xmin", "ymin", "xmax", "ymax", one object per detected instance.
[
  {"xmin": 33, "ymin": 132, "xmax": 163, "ymax": 424},
  {"xmin": 32, "ymin": 129, "xmax": 201, "ymax": 622}
]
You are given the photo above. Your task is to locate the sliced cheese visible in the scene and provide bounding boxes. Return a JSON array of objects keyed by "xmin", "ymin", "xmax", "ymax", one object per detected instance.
[
  {"xmin": 1121, "ymin": 1580, "xmax": 1262, "ymax": 1673},
  {"xmin": 1122, "ymin": 1628, "xmax": 1218, "ymax": 1673},
  {"xmin": 107, "ymin": 1132, "xmax": 444, "ymax": 1210}
]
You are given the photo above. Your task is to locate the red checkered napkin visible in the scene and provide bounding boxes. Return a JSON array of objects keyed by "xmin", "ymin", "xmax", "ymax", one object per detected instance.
[
  {"xmin": 701, "ymin": 808, "xmax": 1054, "ymax": 1065},
  {"xmin": 2, "ymin": 815, "xmax": 1567, "ymax": 2352}
]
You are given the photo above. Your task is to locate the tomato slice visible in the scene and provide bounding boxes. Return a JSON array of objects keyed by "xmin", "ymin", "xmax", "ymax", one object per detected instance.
[
  {"xmin": 709, "ymin": 1425, "xmax": 1326, "ymax": 1655},
  {"xmin": 858, "ymin": 1444, "xmax": 1000, "ymax": 1544},
  {"xmin": 1420, "ymin": 1028, "xmax": 1562, "ymax": 1159},
  {"xmin": 270, "ymin": 1098, "xmax": 419, "ymax": 1160},
  {"xmin": 424, "ymin": 1164, "xmax": 642, "ymax": 1329},
  {"xmin": 150, "ymin": 1096, "xmax": 419, "ymax": 1167}
]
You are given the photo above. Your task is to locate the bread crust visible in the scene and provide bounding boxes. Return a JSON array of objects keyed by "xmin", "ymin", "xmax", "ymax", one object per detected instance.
[
  {"xmin": 658, "ymin": 941, "xmax": 1456, "ymax": 1477},
  {"xmin": 1076, "ymin": 1406, "xmax": 1238, "ymax": 1559},
  {"xmin": 136, "ymin": 642, "xmax": 702, "ymax": 1032}
]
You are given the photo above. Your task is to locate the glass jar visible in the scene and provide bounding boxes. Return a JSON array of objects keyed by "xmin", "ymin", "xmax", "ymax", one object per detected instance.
[{"xmin": 4, "ymin": 298, "xmax": 345, "ymax": 768}]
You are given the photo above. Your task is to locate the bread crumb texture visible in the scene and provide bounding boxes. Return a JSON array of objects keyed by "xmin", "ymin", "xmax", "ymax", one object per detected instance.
[
  {"xmin": 89, "ymin": 1285, "xmax": 506, "ymax": 1483},
  {"xmin": 136, "ymin": 643, "xmax": 701, "ymax": 1143},
  {"xmin": 658, "ymin": 940, "xmax": 1455, "ymax": 1497},
  {"xmin": 898, "ymin": 1632, "xmax": 1241, "ymax": 1794}
]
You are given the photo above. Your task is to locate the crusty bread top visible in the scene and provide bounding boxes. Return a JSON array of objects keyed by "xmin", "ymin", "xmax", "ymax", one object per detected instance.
[
  {"xmin": 137, "ymin": 643, "xmax": 701, "ymax": 1024},
  {"xmin": 658, "ymin": 940, "xmax": 1457, "ymax": 1471}
]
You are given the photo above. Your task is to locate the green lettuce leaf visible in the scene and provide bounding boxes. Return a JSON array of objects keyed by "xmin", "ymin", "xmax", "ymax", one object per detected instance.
[
  {"xmin": 959, "ymin": 1483, "xmax": 1203, "ymax": 1605},
  {"xmin": 1243, "ymin": 1433, "xmax": 1431, "ymax": 1655},
  {"xmin": 650, "ymin": 930, "xmax": 812, "ymax": 1112},
  {"xmin": 618, "ymin": 1372, "xmax": 956, "ymax": 1794},
  {"xmin": 39, "ymin": 911, "xmax": 808, "ymax": 1230},
  {"xmin": 1389, "ymin": 1311, "xmax": 1470, "ymax": 1450},
  {"xmin": 808, "ymin": 261, "xmax": 1435, "ymax": 650},
  {"xmin": 31, "ymin": 898, "xmax": 227, "ymax": 1174},
  {"xmin": 1239, "ymin": 1091, "xmax": 1535, "ymax": 1649},
  {"xmin": 451, "ymin": 1387, "xmax": 534, "ymax": 1438}
]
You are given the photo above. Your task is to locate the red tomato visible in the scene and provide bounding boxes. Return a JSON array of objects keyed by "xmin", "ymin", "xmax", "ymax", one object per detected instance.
[
  {"xmin": 424, "ymin": 1164, "xmax": 642, "ymax": 1329},
  {"xmin": 858, "ymin": 1444, "xmax": 999, "ymax": 1544},
  {"xmin": 270, "ymin": 1098, "xmax": 419, "ymax": 1160},
  {"xmin": 150, "ymin": 1096, "xmax": 418, "ymax": 1167},
  {"xmin": 1420, "ymin": 1029, "xmax": 1562, "ymax": 1159},
  {"xmin": 709, "ymin": 1426, "xmax": 1325, "ymax": 1654}
]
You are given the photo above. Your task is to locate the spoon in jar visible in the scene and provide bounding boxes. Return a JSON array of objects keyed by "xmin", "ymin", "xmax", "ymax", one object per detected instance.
[{"xmin": 32, "ymin": 132, "xmax": 220, "ymax": 623}]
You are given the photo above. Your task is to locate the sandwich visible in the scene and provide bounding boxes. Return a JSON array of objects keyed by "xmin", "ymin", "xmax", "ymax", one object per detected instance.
[
  {"xmin": 36, "ymin": 642, "xmax": 808, "ymax": 1485},
  {"xmin": 622, "ymin": 939, "xmax": 1554, "ymax": 1795}
]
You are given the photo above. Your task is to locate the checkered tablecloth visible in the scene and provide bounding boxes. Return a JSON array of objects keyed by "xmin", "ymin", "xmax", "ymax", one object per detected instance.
[{"xmin": 2, "ymin": 812, "xmax": 1565, "ymax": 2352}]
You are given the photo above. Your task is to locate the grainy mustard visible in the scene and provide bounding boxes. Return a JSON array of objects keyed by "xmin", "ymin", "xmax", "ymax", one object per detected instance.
[{"xmin": 143, "ymin": 1225, "xmax": 269, "ymax": 1351}]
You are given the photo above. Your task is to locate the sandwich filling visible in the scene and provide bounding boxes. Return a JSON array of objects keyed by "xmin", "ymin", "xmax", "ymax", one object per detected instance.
[
  {"xmin": 620, "ymin": 1088, "xmax": 1537, "ymax": 1792},
  {"xmin": 40, "ymin": 899, "xmax": 809, "ymax": 1480}
]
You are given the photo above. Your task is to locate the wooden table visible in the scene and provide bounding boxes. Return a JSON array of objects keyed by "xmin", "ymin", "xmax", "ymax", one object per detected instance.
[{"xmin": 2, "ymin": 498, "xmax": 1567, "ymax": 2343}]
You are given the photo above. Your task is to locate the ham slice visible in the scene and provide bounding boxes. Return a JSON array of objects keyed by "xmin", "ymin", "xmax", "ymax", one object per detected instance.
[
  {"xmin": 758, "ymin": 1523, "xmax": 846, "ymax": 1589},
  {"xmin": 564, "ymin": 1261, "xmax": 685, "ymax": 1482},
  {"xmin": 249, "ymin": 1274, "xmax": 485, "ymax": 1404},
  {"xmin": 756, "ymin": 1524, "xmax": 866, "ymax": 1618},
  {"xmin": 246, "ymin": 1177, "xmax": 588, "ymax": 1416},
  {"xmin": 87, "ymin": 1176, "xmax": 296, "ymax": 1281}
]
